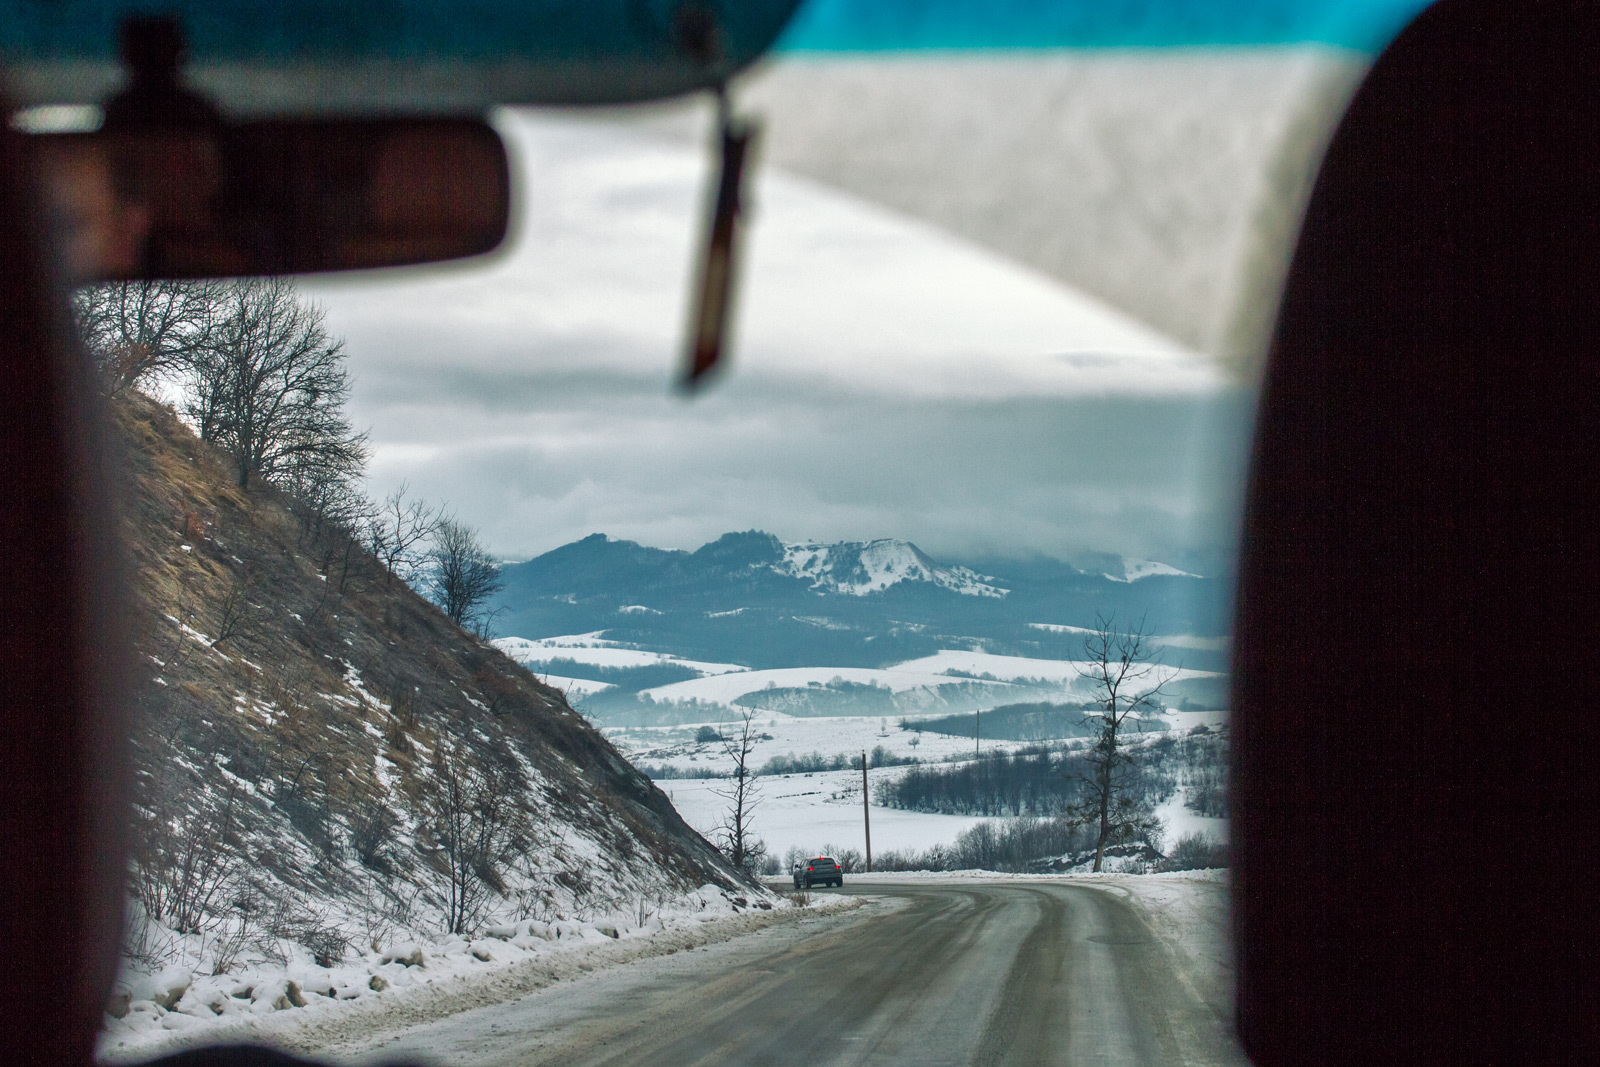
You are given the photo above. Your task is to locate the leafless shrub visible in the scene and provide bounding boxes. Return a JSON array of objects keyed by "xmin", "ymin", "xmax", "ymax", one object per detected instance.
[
  {"xmin": 349, "ymin": 805, "xmax": 401, "ymax": 873},
  {"xmin": 122, "ymin": 900, "xmax": 184, "ymax": 970},
  {"xmin": 1158, "ymin": 831, "xmax": 1230, "ymax": 871},
  {"xmin": 553, "ymin": 863, "xmax": 596, "ymax": 921},
  {"xmin": 513, "ymin": 884, "xmax": 561, "ymax": 924},
  {"xmin": 211, "ymin": 569, "xmax": 267, "ymax": 650},
  {"xmin": 423, "ymin": 746, "xmax": 527, "ymax": 934},
  {"xmin": 256, "ymin": 895, "xmax": 350, "ymax": 967},
  {"xmin": 129, "ymin": 780, "xmax": 243, "ymax": 936},
  {"xmin": 473, "ymin": 665, "xmax": 524, "ymax": 717},
  {"xmin": 820, "ymin": 845, "xmax": 863, "ymax": 874},
  {"xmin": 632, "ymin": 891, "xmax": 668, "ymax": 927},
  {"xmin": 207, "ymin": 883, "xmax": 266, "ymax": 974},
  {"xmin": 305, "ymin": 926, "xmax": 354, "ymax": 968},
  {"xmin": 354, "ymin": 879, "xmax": 423, "ymax": 950}
]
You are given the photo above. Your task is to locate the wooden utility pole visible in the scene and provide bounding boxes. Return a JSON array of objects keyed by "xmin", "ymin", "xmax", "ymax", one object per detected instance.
[{"xmin": 861, "ymin": 750, "xmax": 872, "ymax": 873}]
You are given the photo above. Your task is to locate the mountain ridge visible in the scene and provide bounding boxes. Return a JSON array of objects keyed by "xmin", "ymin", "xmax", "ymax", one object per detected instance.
[{"xmin": 489, "ymin": 530, "xmax": 1230, "ymax": 675}]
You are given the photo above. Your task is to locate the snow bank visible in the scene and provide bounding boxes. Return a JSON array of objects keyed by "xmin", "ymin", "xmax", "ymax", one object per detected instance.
[{"xmin": 100, "ymin": 886, "xmax": 857, "ymax": 1062}]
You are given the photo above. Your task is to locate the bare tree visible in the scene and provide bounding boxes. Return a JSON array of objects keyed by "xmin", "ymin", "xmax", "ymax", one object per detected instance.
[
  {"xmin": 365, "ymin": 482, "xmax": 440, "ymax": 583},
  {"xmin": 184, "ymin": 278, "xmax": 367, "ymax": 491},
  {"xmin": 711, "ymin": 708, "xmax": 763, "ymax": 872},
  {"xmin": 73, "ymin": 279, "xmax": 221, "ymax": 395},
  {"xmin": 1070, "ymin": 614, "xmax": 1167, "ymax": 872},
  {"xmin": 428, "ymin": 518, "xmax": 503, "ymax": 633}
]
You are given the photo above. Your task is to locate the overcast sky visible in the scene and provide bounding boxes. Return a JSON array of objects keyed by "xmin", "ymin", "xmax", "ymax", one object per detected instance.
[{"xmin": 304, "ymin": 110, "xmax": 1254, "ymax": 567}]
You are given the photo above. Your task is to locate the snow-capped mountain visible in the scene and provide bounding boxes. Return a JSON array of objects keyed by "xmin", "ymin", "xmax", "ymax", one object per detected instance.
[
  {"xmin": 778, "ymin": 538, "xmax": 1008, "ymax": 597},
  {"xmin": 1105, "ymin": 558, "xmax": 1204, "ymax": 583},
  {"xmin": 489, "ymin": 531, "xmax": 1227, "ymax": 677}
]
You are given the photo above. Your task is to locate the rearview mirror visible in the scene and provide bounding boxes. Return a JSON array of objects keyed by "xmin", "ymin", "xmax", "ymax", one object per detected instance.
[{"xmin": 31, "ymin": 117, "xmax": 509, "ymax": 282}]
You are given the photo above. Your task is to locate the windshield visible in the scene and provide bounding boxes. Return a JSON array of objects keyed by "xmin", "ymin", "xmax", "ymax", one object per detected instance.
[{"xmin": 73, "ymin": 1, "xmax": 1434, "ymax": 1064}]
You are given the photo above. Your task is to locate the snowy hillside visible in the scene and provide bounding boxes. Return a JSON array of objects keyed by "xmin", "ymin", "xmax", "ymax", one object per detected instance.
[{"xmin": 106, "ymin": 396, "xmax": 757, "ymax": 1045}]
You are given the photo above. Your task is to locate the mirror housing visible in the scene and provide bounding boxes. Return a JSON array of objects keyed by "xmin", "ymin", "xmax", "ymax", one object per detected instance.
[{"xmin": 32, "ymin": 116, "xmax": 509, "ymax": 281}]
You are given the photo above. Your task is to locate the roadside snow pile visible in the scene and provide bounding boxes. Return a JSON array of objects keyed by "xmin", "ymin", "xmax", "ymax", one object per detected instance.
[
  {"xmin": 1072, "ymin": 869, "xmax": 1234, "ymax": 1017},
  {"xmin": 100, "ymin": 885, "xmax": 844, "ymax": 1061}
]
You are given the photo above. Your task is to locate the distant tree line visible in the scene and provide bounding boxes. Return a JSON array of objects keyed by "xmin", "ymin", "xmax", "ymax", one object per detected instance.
[
  {"xmin": 876, "ymin": 745, "xmax": 1143, "ymax": 817},
  {"xmin": 905, "ymin": 702, "xmax": 1098, "ymax": 742},
  {"xmin": 76, "ymin": 279, "xmax": 503, "ymax": 634},
  {"xmin": 760, "ymin": 745, "xmax": 917, "ymax": 776},
  {"xmin": 783, "ymin": 817, "xmax": 1138, "ymax": 876},
  {"xmin": 783, "ymin": 817, "xmax": 1225, "ymax": 878},
  {"xmin": 635, "ymin": 744, "xmax": 919, "ymax": 781},
  {"xmin": 632, "ymin": 762, "xmax": 725, "ymax": 780},
  {"xmin": 874, "ymin": 816, "xmax": 1097, "ymax": 873}
]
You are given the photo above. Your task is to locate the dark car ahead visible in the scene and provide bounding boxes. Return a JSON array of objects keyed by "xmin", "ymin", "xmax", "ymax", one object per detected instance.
[{"xmin": 794, "ymin": 856, "xmax": 843, "ymax": 889}]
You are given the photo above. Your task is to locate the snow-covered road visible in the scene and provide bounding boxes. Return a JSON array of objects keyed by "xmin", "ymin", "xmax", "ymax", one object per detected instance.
[{"xmin": 310, "ymin": 873, "xmax": 1241, "ymax": 1067}]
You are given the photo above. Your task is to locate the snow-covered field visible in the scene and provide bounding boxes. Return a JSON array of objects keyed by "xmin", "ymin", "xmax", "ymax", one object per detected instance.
[
  {"xmin": 890, "ymin": 649, "xmax": 1219, "ymax": 687},
  {"xmin": 606, "ymin": 712, "xmax": 1230, "ymax": 861},
  {"xmin": 1154, "ymin": 791, "xmax": 1228, "ymax": 846},
  {"xmin": 639, "ymin": 664, "xmax": 1023, "ymax": 704},
  {"xmin": 528, "ymin": 674, "xmax": 615, "ymax": 697},
  {"xmin": 496, "ymin": 633, "xmax": 1226, "ymax": 719},
  {"xmin": 496, "ymin": 635, "xmax": 746, "ymax": 676},
  {"xmin": 660, "ymin": 769, "xmax": 991, "ymax": 859},
  {"xmin": 608, "ymin": 709, "xmax": 1228, "ymax": 777},
  {"xmin": 615, "ymin": 713, "xmax": 1007, "ymax": 859},
  {"xmin": 661, "ymin": 767, "xmax": 1227, "ymax": 862},
  {"xmin": 606, "ymin": 712, "xmax": 1049, "ymax": 776}
]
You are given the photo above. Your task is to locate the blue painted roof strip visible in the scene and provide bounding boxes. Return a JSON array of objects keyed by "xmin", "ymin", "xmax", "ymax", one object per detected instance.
[
  {"xmin": 778, "ymin": 0, "xmax": 1430, "ymax": 53},
  {"xmin": 1, "ymin": 1, "xmax": 1433, "ymax": 63},
  {"xmin": 0, "ymin": 1, "xmax": 801, "ymax": 62}
]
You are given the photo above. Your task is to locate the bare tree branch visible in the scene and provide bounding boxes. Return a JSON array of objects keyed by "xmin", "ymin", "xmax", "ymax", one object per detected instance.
[
  {"xmin": 364, "ymin": 482, "xmax": 441, "ymax": 583},
  {"xmin": 73, "ymin": 279, "xmax": 222, "ymax": 396}
]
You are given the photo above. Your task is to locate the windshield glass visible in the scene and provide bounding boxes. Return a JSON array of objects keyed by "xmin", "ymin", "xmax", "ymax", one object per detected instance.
[{"xmin": 78, "ymin": 2, "xmax": 1433, "ymax": 1064}]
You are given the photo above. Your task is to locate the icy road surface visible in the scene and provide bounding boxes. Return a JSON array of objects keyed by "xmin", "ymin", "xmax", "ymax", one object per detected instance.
[{"xmin": 325, "ymin": 879, "xmax": 1244, "ymax": 1067}]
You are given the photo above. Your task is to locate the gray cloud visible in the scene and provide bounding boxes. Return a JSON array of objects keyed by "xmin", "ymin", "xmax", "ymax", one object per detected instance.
[{"xmin": 308, "ymin": 112, "xmax": 1254, "ymax": 567}]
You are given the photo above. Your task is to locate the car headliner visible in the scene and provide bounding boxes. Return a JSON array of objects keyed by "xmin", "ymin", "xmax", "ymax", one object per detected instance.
[
  {"xmin": 1, "ymin": 0, "xmax": 1432, "ymax": 373},
  {"xmin": 0, "ymin": 1, "xmax": 1428, "ymax": 107}
]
